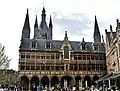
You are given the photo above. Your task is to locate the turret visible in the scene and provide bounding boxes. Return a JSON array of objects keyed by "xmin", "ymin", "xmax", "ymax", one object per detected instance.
[
  {"xmin": 93, "ymin": 16, "xmax": 101, "ymax": 43},
  {"xmin": 39, "ymin": 7, "xmax": 48, "ymax": 29},
  {"xmin": 21, "ymin": 8, "xmax": 30, "ymax": 39}
]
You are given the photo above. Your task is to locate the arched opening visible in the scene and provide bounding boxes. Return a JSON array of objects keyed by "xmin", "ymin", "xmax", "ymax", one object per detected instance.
[
  {"xmin": 75, "ymin": 76, "xmax": 82, "ymax": 87},
  {"xmin": 92, "ymin": 76, "xmax": 99, "ymax": 85},
  {"xmin": 41, "ymin": 76, "xmax": 49, "ymax": 88},
  {"xmin": 61, "ymin": 76, "xmax": 73, "ymax": 88},
  {"xmin": 83, "ymin": 76, "xmax": 91, "ymax": 87},
  {"xmin": 20, "ymin": 76, "xmax": 29, "ymax": 90},
  {"xmin": 51, "ymin": 76, "xmax": 59, "ymax": 87},
  {"xmin": 30, "ymin": 76, "xmax": 39, "ymax": 90}
]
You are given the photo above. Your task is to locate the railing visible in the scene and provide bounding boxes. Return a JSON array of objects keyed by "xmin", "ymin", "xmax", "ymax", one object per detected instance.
[{"xmin": 20, "ymin": 70, "xmax": 105, "ymax": 76}]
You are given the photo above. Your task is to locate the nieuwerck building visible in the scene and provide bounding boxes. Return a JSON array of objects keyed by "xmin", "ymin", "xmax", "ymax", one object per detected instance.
[{"xmin": 18, "ymin": 7, "xmax": 107, "ymax": 90}]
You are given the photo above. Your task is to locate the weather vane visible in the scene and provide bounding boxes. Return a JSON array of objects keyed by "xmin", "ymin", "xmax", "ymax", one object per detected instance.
[{"xmin": 43, "ymin": 0, "xmax": 46, "ymax": 7}]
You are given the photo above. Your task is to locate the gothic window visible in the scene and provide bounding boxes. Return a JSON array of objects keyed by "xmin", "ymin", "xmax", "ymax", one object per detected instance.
[
  {"xmin": 94, "ymin": 45, "xmax": 99, "ymax": 51},
  {"xmin": 74, "ymin": 64, "xmax": 77, "ymax": 71},
  {"xmin": 46, "ymin": 42, "xmax": 51, "ymax": 49},
  {"xmin": 21, "ymin": 53, "xmax": 25, "ymax": 59},
  {"xmin": 46, "ymin": 54, "xmax": 50, "ymax": 59},
  {"xmin": 51, "ymin": 54, "xmax": 54, "ymax": 59},
  {"xmin": 70, "ymin": 64, "xmax": 74, "ymax": 70},
  {"xmin": 56, "ymin": 54, "xmax": 59, "ymax": 59},
  {"xmin": 64, "ymin": 46, "xmax": 69, "ymax": 59},
  {"xmin": 91, "ymin": 55, "xmax": 94, "ymax": 60},
  {"xmin": 31, "ymin": 42, "xmax": 37, "ymax": 48},
  {"xmin": 26, "ymin": 53, "xmax": 30, "ymax": 59},
  {"xmin": 83, "ymin": 55, "xmax": 86, "ymax": 60},
  {"xmin": 87, "ymin": 55, "xmax": 90, "ymax": 60},
  {"xmin": 74, "ymin": 55, "xmax": 77, "ymax": 60},
  {"xmin": 78, "ymin": 55, "xmax": 82, "ymax": 60}
]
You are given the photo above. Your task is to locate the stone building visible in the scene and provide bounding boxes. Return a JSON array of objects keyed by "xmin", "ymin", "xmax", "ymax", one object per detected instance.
[
  {"xmin": 18, "ymin": 7, "xmax": 106, "ymax": 90},
  {"xmin": 105, "ymin": 19, "xmax": 120, "ymax": 74},
  {"xmin": 105, "ymin": 19, "xmax": 120, "ymax": 88}
]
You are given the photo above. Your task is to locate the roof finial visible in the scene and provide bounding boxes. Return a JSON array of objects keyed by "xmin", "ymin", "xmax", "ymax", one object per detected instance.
[
  {"xmin": 65, "ymin": 31, "xmax": 67, "ymax": 37},
  {"xmin": 117, "ymin": 19, "xmax": 119, "ymax": 24},
  {"xmin": 82, "ymin": 38, "xmax": 85, "ymax": 42},
  {"xmin": 102, "ymin": 35, "xmax": 105, "ymax": 44},
  {"xmin": 110, "ymin": 25, "xmax": 112, "ymax": 32}
]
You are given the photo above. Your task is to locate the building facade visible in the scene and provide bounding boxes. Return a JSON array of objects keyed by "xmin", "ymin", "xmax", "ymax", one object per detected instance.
[
  {"xmin": 105, "ymin": 20, "xmax": 120, "ymax": 74},
  {"xmin": 105, "ymin": 19, "xmax": 120, "ymax": 88},
  {"xmin": 18, "ymin": 7, "xmax": 106, "ymax": 90}
]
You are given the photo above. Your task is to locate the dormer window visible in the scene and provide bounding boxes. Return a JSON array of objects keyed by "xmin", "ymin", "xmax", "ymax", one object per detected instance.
[
  {"xmin": 31, "ymin": 42, "xmax": 37, "ymax": 48},
  {"xmin": 64, "ymin": 46, "xmax": 69, "ymax": 59},
  {"xmin": 46, "ymin": 42, "xmax": 51, "ymax": 49},
  {"xmin": 94, "ymin": 45, "xmax": 99, "ymax": 51}
]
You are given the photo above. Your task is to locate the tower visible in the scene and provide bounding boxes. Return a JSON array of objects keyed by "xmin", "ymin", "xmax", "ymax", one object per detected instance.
[
  {"xmin": 21, "ymin": 9, "xmax": 30, "ymax": 39},
  {"xmin": 34, "ymin": 7, "xmax": 53, "ymax": 39},
  {"xmin": 93, "ymin": 16, "xmax": 101, "ymax": 43}
]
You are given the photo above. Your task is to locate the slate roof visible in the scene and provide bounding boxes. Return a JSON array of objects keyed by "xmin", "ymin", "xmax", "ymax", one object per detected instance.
[{"xmin": 20, "ymin": 38, "xmax": 105, "ymax": 53}]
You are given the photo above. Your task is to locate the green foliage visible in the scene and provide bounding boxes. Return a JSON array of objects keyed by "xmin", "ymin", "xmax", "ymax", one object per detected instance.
[
  {"xmin": 0, "ymin": 44, "xmax": 11, "ymax": 84},
  {"xmin": 0, "ymin": 71, "xmax": 8, "ymax": 84},
  {"xmin": 0, "ymin": 44, "xmax": 11, "ymax": 69}
]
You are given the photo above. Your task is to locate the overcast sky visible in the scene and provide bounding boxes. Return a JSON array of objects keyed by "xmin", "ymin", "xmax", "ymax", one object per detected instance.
[{"xmin": 0, "ymin": 0, "xmax": 119, "ymax": 70}]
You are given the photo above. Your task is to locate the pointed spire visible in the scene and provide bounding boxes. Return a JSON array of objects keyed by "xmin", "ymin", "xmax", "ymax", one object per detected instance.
[
  {"xmin": 23, "ymin": 8, "xmax": 30, "ymax": 30},
  {"xmin": 94, "ymin": 15, "xmax": 100, "ymax": 34},
  {"xmin": 22, "ymin": 8, "xmax": 30, "ymax": 39},
  {"xmin": 94, "ymin": 15, "xmax": 101, "ymax": 43},
  {"xmin": 49, "ymin": 15, "xmax": 53, "ymax": 28},
  {"xmin": 102, "ymin": 35, "xmax": 105, "ymax": 44},
  {"xmin": 34, "ymin": 15, "xmax": 38, "ymax": 28}
]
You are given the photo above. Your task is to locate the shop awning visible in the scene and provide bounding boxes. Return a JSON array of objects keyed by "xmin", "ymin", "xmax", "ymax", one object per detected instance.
[{"xmin": 95, "ymin": 73, "xmax": 113, "ymax": 83}]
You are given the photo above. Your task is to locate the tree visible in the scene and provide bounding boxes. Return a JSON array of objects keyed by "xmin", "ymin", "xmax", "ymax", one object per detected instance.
[
  {"xmin": 0, "ymin": 44, "xmax": 11, "ymax": 69},
  {"xmin": 0, "ymin": 44, "xmax": 11, "ymax": 84}
]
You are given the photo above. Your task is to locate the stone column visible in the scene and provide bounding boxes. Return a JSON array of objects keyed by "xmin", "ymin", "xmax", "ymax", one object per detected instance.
[
  {"xmin": 49, "ymin": 80, "xmax": 51, "ymax": 88},
  {"xmin": 39, "ymin": 81, "xmax": 41, "ymax": 88},
  {"xmin": 29, "ymin": 81, "xmax": 31, "ymax": 90},
  {"xmin": 108, "ymin": 79, "xmax": 111, "ymax": 89},
  {"xmin": 59, "ymin": 80, "xmax": 61, "ymax": 88}
]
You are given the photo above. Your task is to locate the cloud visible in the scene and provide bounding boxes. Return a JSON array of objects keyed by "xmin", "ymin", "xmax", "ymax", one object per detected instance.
[{"xmin": 51, "ymin": 12, "xmax": 94, "ymax": 37}]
